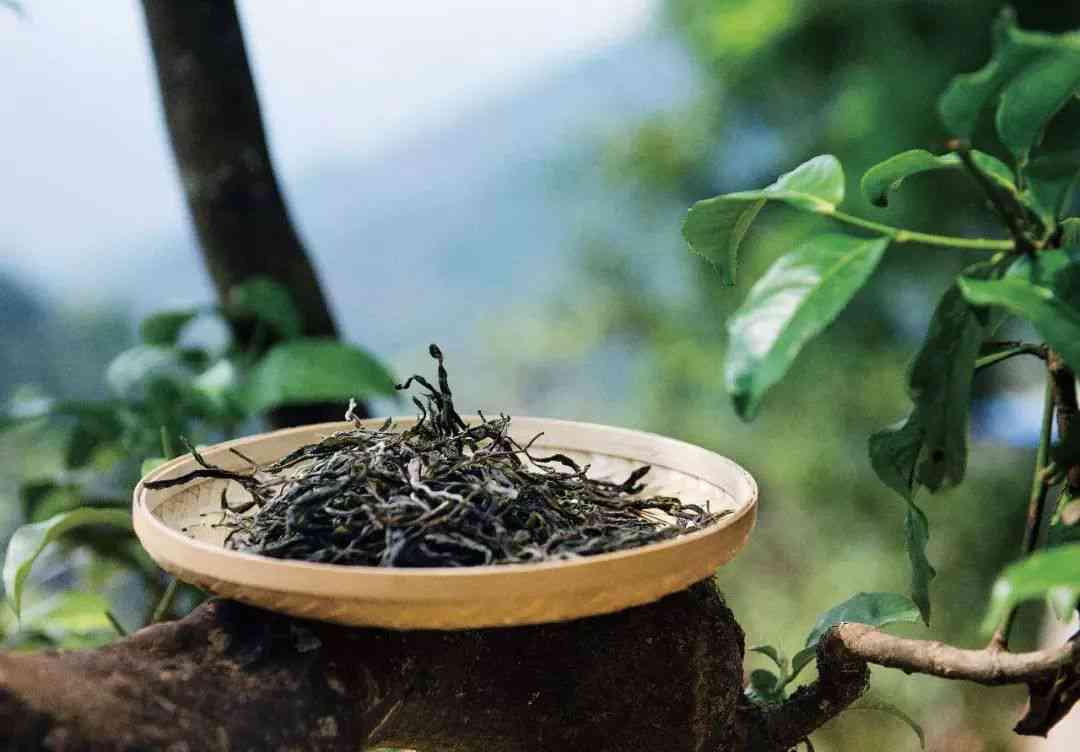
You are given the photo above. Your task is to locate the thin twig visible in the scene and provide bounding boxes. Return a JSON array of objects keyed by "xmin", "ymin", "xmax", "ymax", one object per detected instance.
[{"xmin": 951, "ymin": 142, "xmax": 1034, "ymax": 253}]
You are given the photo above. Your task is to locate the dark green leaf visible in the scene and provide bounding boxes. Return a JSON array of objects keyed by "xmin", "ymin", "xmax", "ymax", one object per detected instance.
[
  {"xmin": 860, "ymin": 149, "xmax": 1014, "ymax": 208},
  {"xmin": 959, "ymin": 276, "xmax": 1080, "ymax": 371},
  {"xmin": 982, "ymin": 544, "xmax": 1080, "ymax": 630},
  {"xmin": 227, "ymin": 277, "xmax": 303, "ymax": 339},
  {"xmin": 65, "ymin": 409, "xmax": 124, "ymax": 469},
  {"xmin": 725, "ymin": 234, "xmax": 889, "ymax": 419},
  {"xmin": 805, "ymin": 592, "xmax": 921, "ymax": 649},
  {"xmin": 241, "ymin": 338, "xmax": 397, "ymax": 414},
  {"xmin": 869, "ymin": 413, "xmax": 924, "ymax": 502},
  {"xmin": 682, "ymin": 197, "xmax": 764, "ymax": 285},
  {"xmin": 996, "ymin": 49, "xmax": 1080, "ymax": 161},
  {"xmin": 1062, "ymin": 219, "xmax": 1080, "ymax": 247},
  {"xmin": 746, "ymin": 669, "xmax": 786, "ymax": 705},
  {"xmin": 904, "ymin": 499, "xmax": 936, "ymax": 625},
  {"xmin": 683, "ymin": 155, "xmax": 845, "ymax": 286},
  {"xmin": 848, "ymin": 694, "xmax": 926, "ymax": 749},
  {"xmin": 3, "ymin": 508, "xmax": 133, "ymax": 617},
  {"xmin": 938, "ymin": 9, "xmax": 1075, "ymax": 139},
  {"xmin": 1023, "ymin": 152, "xmax": 1080, "ymax": 224},
  {"xmin": 139, "ymin": 310, "xmax": 199, "ymax": 346}
]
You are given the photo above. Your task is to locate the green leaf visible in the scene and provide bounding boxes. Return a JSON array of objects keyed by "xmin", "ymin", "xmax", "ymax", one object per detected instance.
[
  {"xmin": 683, "ymin": 155, "xmax": 845, "ymax": 285},
  {"xmin": 192, "ymin": 359, "xmax": 244, "ymax": 419},
  {"xmin": 848, "ymin": 694, "xmax": 926, "ymax": 749},
  {"xmin": 106, "ymin": 346, "xmax": 194, "ymax": 401},
  {"xmin": 227, "ymin": 277, "xmax": 303, "ymax": 339},
  {"xmin": 904, "ymin": 499, "xmax": 936, "ymax": 626},
  {"xmin": 1023, "ymin": 152, "xmax": 1080, "ymax": 224},
  {"xmin": 1062, "ymin": 219, "xmax": 1080, "ymax": 247},
  {"xmin": 682, "ymin": 197, "xmax": 764, "ymax": 285},
  {"xmin": 749, "ymin": 644, "xmax": 789, "ymax": 677},
  {"xmin": 804, "ymin": 592, "xmax": 921, "ymax": 649},
  {"xmin": 139, "ymin": 310, "xmax": 199, "ymax": 346},
  {"xmin": 860, "ymin": 149, "xmax": 1014, "ymax": 208},
  {"xmin": 938, "ymin": 9, "xmax": 1078, "ymax": 139},
  {"xmin": 65, "ymin": 409, "xmax": 124, "ymax": 470},
  {"xmin": 869, "ymin": 413, "xmax": 924, "ymax": 501},
  {"xmin": 19, "ymin": 591, "xmax": 115, "ymax": 641},
  {"xmin": 996, "ymin": 49, "xmax": 1080, "ymax": 161},
  {"xmin": 725, "ymin": 234, "xmax": 889, "ymax": 419},
  {"xmin": 745, "ymin": 669, "xmax": 786, "ymax": 706},
  {"xmin": 903, "ymin": 270, "xmax": 999, "ymax": 493},
  {"xmin": 2, "ymin": 508, "xmax": 133, "ymax": 618},
  {"xmin": 982, "ymin": 544, "xmax": 1080, "ymax": 631},
  {"xmin": 958, "ymin": 276, "xmax": 1080, "ymax": 371},
  {"xmin": 240, "ymin": 337, "xmax": 397, "ymax": 414},
  {"xmin": 789, "ymin": 646, "xmax": 817, "ymax": 685}
]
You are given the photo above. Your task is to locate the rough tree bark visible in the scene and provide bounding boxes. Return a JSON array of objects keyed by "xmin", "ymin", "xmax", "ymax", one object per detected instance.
[
  {"xmin": 0, "ymin": 581, "xmax": 860, "ymax": 752},
  {"xmin": 140, "ymin": 0, "xmax": 361, "ymax": 427}
]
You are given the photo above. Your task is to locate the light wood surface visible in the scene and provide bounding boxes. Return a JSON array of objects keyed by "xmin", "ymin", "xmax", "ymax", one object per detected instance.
[{"xmin": 133, "ymin": 417, "xmax": 757, "ymax": 630}]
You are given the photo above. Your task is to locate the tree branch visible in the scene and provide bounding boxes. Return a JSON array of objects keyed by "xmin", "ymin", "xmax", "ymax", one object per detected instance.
[{"xmin": 825, "ymin": 623, "xmax": 1080, "ymax": 686}]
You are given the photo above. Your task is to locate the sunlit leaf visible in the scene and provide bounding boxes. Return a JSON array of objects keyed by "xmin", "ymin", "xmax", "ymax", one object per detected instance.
[
  {"xmin": 804, "ymin": 592, "xmax": 921, "ymax": 649},
  {"xmin": 139, "ymin": 309, "xmax": 199, "ymax": 346},
  {"xmin": 860, "ymin": 149, "xmax": 1014, "ymax": 208},
  {"xmin": 2, "ymin": 508, "xmax": 133, "ymax": 618},
  {"xmin": 683, "ymin": 197, "xmax": 764, "ymax": 285},
  {"xmin": 958, "ymin": 276, "xmax": 1080, "ymax": 371},
  {"xmin": 240, "ymin": 338, "xmax": 397, "ymax": 414},
  {"xmin": 726, "ymin": 234, "xmax": 889, "ymax": 419},
  {"xmin": 19, "ymin": 591, "xmax": 114, "ymax": 642},
  {"xmin": 683, "ymin": 155, "xmax": 845, "ymax": 285},
  {"xmin": 982, "ymin": 544, "xmax": 1080, "ymax": 631},
  {"xmin": 848, "ymin": 694, "xmax": 926, "ymax": 749}
]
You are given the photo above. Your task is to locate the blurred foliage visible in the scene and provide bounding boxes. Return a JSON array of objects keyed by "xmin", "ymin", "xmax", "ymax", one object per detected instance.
[
  {"xmin": 0, "ymin": 277, "xmax": 394, "ymax": 648},
  {"xmin": 489, "ymin": 1, "xmax": 1080, "ymax": 748}
]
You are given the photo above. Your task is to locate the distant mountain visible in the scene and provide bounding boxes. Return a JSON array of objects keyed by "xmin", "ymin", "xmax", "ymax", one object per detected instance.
[{"xmin": 122, "ymin": 31, "xmax": 700, "ymax": 354}]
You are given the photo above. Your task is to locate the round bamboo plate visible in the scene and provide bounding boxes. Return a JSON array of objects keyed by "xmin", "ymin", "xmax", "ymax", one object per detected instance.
[{"xmin": 133, "ymin": 417, "xmax": 757, "ymax": 630}]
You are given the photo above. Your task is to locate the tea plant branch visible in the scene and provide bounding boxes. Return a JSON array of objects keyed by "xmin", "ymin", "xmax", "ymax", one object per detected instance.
[
  {"xmin": 990, "ymin": 373, "xmax": 1056, "ymax": 650},
  {"xmin": 975, "ymin": 343, "xmax": 1047, "ymax": 370},
  {"xmin": 1049, "ymin": 349, "xmax": 1080, "ymax": 493},
  {"xmin": 951, "ymin": 142, "xmax": 1036, "ymax": 253},
  {"xmin": 827, "ymin": 210, "xmax": 1015, "ymax": 252},
  {"xmin": 819, "ymin": 623, "xmax": 1080, "ymax": 686}
]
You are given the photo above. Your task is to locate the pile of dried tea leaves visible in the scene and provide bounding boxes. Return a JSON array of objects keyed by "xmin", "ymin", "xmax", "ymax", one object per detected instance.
[{"xmin": 147, "ymin": 345, "xmax": 723, "ymax": 567}]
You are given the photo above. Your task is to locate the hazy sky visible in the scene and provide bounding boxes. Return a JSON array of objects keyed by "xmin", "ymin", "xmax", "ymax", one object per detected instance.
[{"xmin": 0, "ymin": 0, "xmax": 655, "ymax": 294}]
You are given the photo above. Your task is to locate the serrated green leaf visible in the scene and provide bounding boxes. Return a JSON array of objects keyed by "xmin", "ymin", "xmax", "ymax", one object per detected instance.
[
  {"xmin": 2, "ymin": 508, "xmax": 133, "ymax": 618},
  {"xmin": 139, "ymin": 310, "xmax": 199, "ymax": 346},
  {"xmin": 938, "ymin": 9, "xmax": 1078, "ymax": 139},
  {"xmin": 860, "ymin": 149, "xmax": 1014, "ymax": 208},
  {"xmin": 959, "ymin": 276, "xmax": 1080, "ymax": 371},
  {"xmin": 849, "ymin": 694, "xmax": 926, "ymax": 749},
  {"xmin": 725, "ymin": 234, "xmax": 888, "ymax": 419},
  {"xmin": 227, "ymin": 277, "xmax": 303, "ymax": 339},
  {"xmin": 996, "ymin": 49, "xmax": 1080, "ymax": 161},
  {"xmin": 982, "ymin": 544, "xmax": 1080, "ymax": 631},
  {"xmin": 683, "ymin": 155, "xmax": 845, "ymax": 286},
  {"xmin": 683, "ymin": 197, "xmax": 764, "ymax": 285},
  {"xmin": 804, "ymin": 592, "xmax": 921, "ymax": 649},
  {"xmin": 240, "ymin": 338, "xmax": 397, "ymax": 414}
]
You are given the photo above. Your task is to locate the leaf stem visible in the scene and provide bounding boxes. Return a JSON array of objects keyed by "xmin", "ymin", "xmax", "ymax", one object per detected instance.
[
  {"xmin": 975, "ymin": 345, "xmax": 1046, "ymax": 370},
  {"xmin": 990, "ymin": 374, "xmax": 1055, "ymax": 650},
  {"xmin": 105, "ymin": 609, "xmax": 129, "ymax": 637},
  {"xmin": 829, "ymin": 210, "xmax": 1015, "ymax": 251},
  {"xmin": 151, "ymin": 577, "xmax": 180, "ymax": 623}
]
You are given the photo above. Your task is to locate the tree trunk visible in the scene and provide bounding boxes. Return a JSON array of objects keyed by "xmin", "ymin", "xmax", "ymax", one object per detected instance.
[
  {"xmin": 0, "ymin": 581, "xmax": 864, "ymax": 751},
  {"xmin": 140, "ymin": 0, "xmax": 362, "ymax": 426}
]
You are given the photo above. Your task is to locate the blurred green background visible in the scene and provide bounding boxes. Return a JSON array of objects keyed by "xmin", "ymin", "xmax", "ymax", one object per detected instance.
[{"xmin": 5, "ymin": 1, "xmax": 1080, "ymax": 748}]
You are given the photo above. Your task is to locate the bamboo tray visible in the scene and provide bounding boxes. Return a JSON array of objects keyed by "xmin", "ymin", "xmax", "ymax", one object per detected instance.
[{"xmin": 133, "ymin": 417, "xmax": 757, "ymax": 630}]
